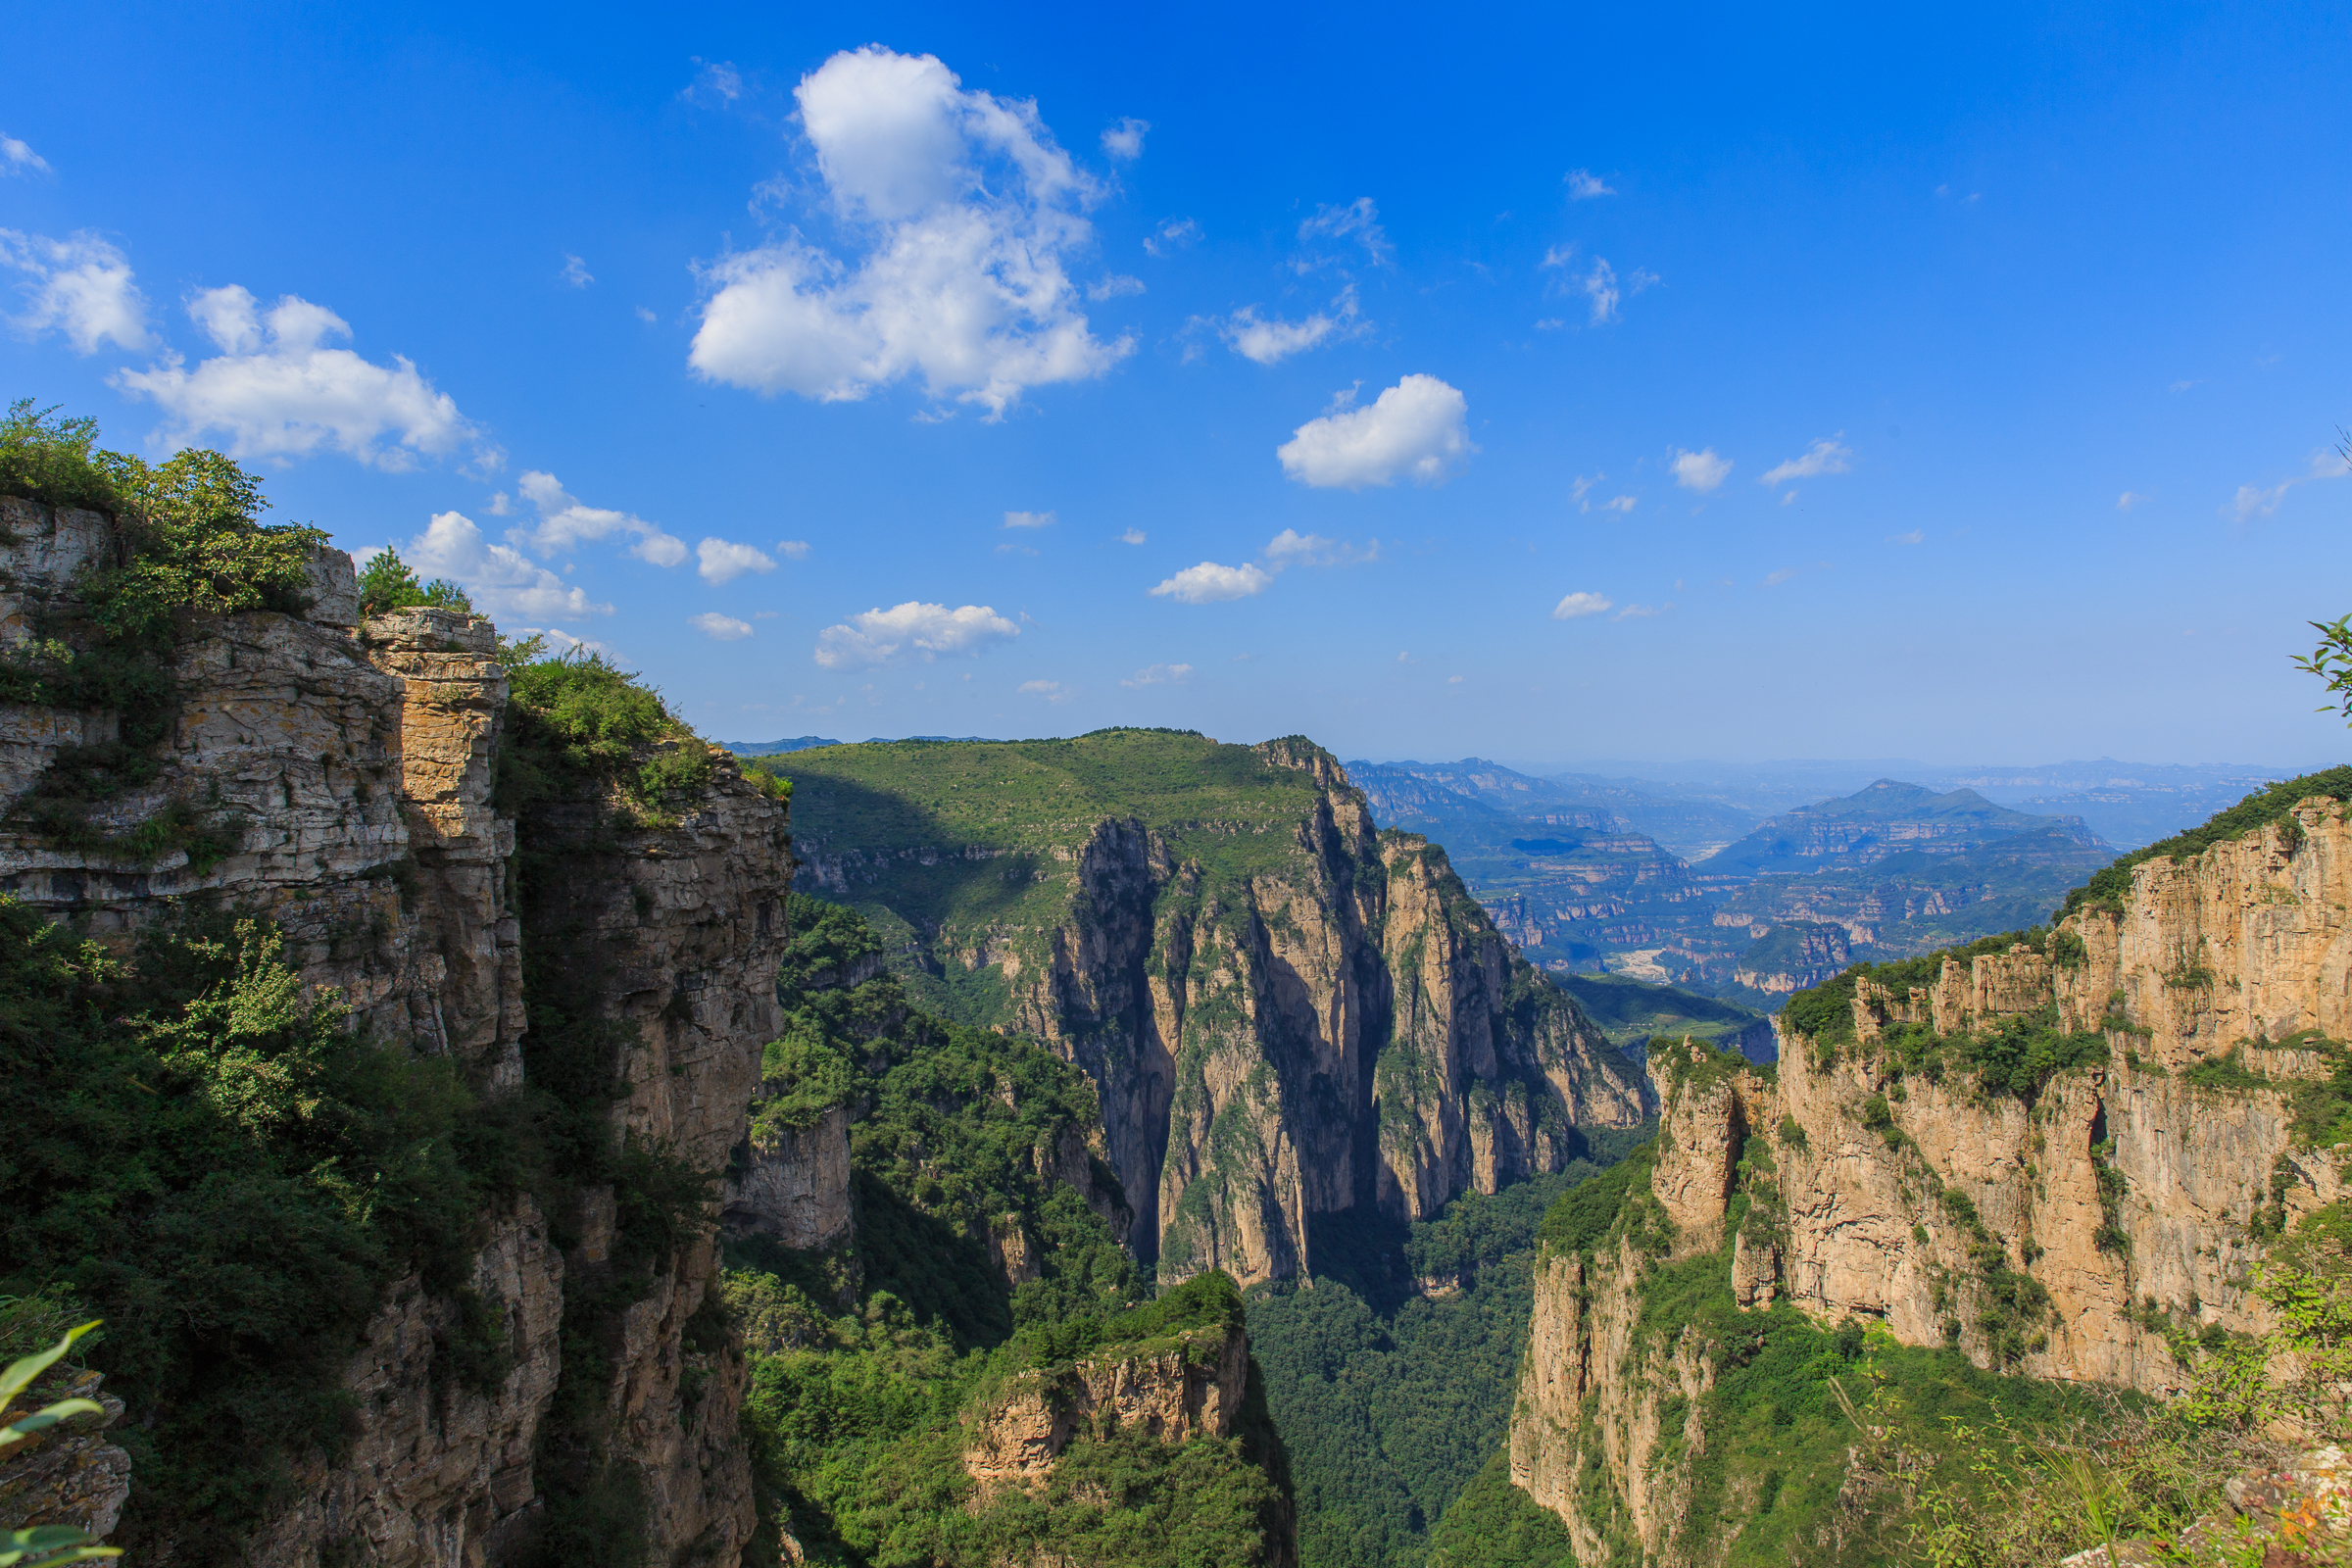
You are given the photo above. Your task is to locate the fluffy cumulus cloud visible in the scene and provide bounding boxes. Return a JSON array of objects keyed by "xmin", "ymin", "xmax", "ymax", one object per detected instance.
[
  {"xmin": 1277, "ymin": 374, "xmax": 1473, "ymax": 489},
  {"xmin": 117, "ymin": 286, "xmax": 470, "ymax": 468},
  {"xmin": 688, "ymin": 46, "xmax": 1132, "ymax": 417},
  {"xmin": 0, "ymin": 229, "xmax": 149, "ymax": 353},
  {"xmin": 1122, "ymin": 662, "xmax": 1192, "ymax": 686},
  {"xmin": 697, "ymin": 537, "xmax": 776, "ymax": 584},
  {"xmin": 813, "ymin": 600, "xmax": 1019, "ymax": 668},
  {"xmin": 1670, "ymin": 447, "xmax": 1732, "ymax": 493},
  {"xmin": 1551, "ymin": 591, "xmax": 1612, "ymax": 619},
  {"xmin": 1148, "ymin": 562, "xmax": 1271, "ymax": 604},
  {"xmin": 690, "ymin": 612, "xmax": 756, "ymax": 640},
  {"xmin": 1759, "ymin": 435, "xmax": 1853, "ymax": 488},
  {"xmin": 513, "ymin": 470, "xmax": 689, "ymax": 566},
  {"xmin": 405, "ymin": 511, "xmax": 612, "ymax": 620},
  {"xmin": 1, "ymin": 133, "xmax": 48, "ymax": 176}
]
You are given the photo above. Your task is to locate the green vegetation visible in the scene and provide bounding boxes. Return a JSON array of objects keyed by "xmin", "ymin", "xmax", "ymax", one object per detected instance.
[
  {"xmin": 496, "ymin": 640, "xmax": 712, "ymax": 826},
  {"xmin": 773, "ymin": 731, "xmax": 1336, "ymax": 1013},
  {"xmin": 1245, "ymin": 1124, "xmax": 1651, "ymax": 1568},
  {"xmin": 1419, "ymin": 1453, "xmax": 1574, "ymax": 1568},
  {"xmin": 1551, "ymin": 970, "xmax": 1768, "ymax": 1054},
  {"xmin": 0, "ymin": 900, "xmax": 496, "ymax": 1560},
  {"xmin": 2061, "ymin": 764, "xmax": 2352, "ymax": 918},
  {"xmin": 728, "ymin": 896, "xmax": 1292, "ymax": 1565},
  {"xmin": 354, "ymin": 546, "xmax": 472, "ymax": 617},
  {"xmin": 2, "ymin": 404, "xmax": 331, "ymax": 867}
]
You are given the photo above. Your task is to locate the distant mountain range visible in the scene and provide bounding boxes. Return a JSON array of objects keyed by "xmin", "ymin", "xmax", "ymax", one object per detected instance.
[
  {"xmin": 1346, "ymin": 758, "xmax": 2136, "ymax": 1006},
  {"xmin": 716, "ymin": 735, "xmax": 1002, "ymax": 753}
]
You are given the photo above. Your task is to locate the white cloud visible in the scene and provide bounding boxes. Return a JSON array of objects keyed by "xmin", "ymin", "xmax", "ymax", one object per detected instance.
[
  {"xmin": 561, "ymin": 255, "xmax": 593, "ymax": 288},
  {"xmin": 691, "ymin": 612, "xmax": 756, "ymax": 640},
  {"xmin": 485, "ymin": 491, "xmax": 513, "ymax": 515},
  {"xmin": 1670, "ymin": 447, "xmax": 1731, "ymax": 493},
  {"xmin": 511, "ymin": 470, "xmax": 687, "ymax": 565},
  {"xmin": 697, "ymin": 537, "xmax": 776, "ymax": 584},
  {"xmin": 1551, "ymin": 591, "xmax": 1612, "ymax": 619},
  {"xmin": 1144, "ymin": 218, "xmax": 1200, "ymax": 257},
  {"xmin": 1149, "ymin": 562, "xmax": 1271, "ymax": 604},
  {"xmin": 1581, "ymin": 259, "xmax": 1619, "ymax": 323},
  {"xmin": 1122, "ymin": 662, "xmax": 1192, "ymax": 687},
  {"xmin": 778, "ymin": 539, "xmax": 811, "ymax": 559},
  {"xmin": 0, "ymin": 229, "xmax": 150, "ymax": 353},
  {"xmin": 1265, "ymin": 528, "xmax": 1376, "ymax": 567},
  {"xmin": 813, "ymin": 600, "xmax": 1019, "ymax": 668},
  {"xmin": 1565, "ymin": 168, "xmax": 1615, "ymax": 200},
  {"xmin": 688, "ymin": 46, "xmax": 1131, "ymax": 417},
  {"xmin": 685, "ymin": 60, "xmax": 744, "ymax": 105},
  {"xmin": 1216, "ymin": 287, "xmax": 1358, "ymax": 365},
  {"xmin": 1601, "ymin": 495, "xmax": 1637, "ymax": 513},
  {"xmin": 1762, "ymin": 567, "xmax": 1797, "ymax": 587},
  {"xmin": 1119, "ymin": 527, "xmax": 1146, "ymax": 545},
  {"xmin": 1298, "ymin": 198, "xmax": 1392, "ymax": 267},
  {"xmin": 117, "ymin": 285, "xmax": 472, "ymax": 468},
  {"xmin": 1614, "ymin": 604, "xmax": 1661, "ymax": 620},
  {"xmin": 1277, "ymin": 373, "xmax": 1473, "ymax": 489},
  {"xmin": 1570, "ymin": 474, "xmax": 1598, "ymax": 503},
  {"xmin": 2, "ymin": 134, "xmax": 49, "ymax": 176},
  {"xmin": 407, "ymin": 510, "xmax": 612, "ymax": 619},
  {"xmin": 2116, "ymin": 491, "xmax": 2148, "ymax": 512},
  {"xmin": 1759, "ymin": 435, "xmax": 1853, "ymax": 488},
  {"xmin": 1019, "ymin": 678, "xmax": 1073, "ymax": 704},
  {"xmin": 997, "ymin": 541, "xmax": 1037, "ymax": 556},
  {"xmin": 1004, "ymin": 510, "xmax": 1055, "ymax": 529},
  {"xmin": 1088, "ymin": 273, "xmax": 1145, "ymax": 300},
  {"xmin": 635, "ymin": 306, "xmax": 658, "ymax": 323},
  {"xmin": 1889, "ymin": 529, "xmax": 1925, "ymax": 544},
  {"xmin": 1102, "ymin": 118, "xmax": 1149, "ymax": 160},
  {"xmin": 2227, "ymin": 448, "xmax": 2350, "ymax": 524}
]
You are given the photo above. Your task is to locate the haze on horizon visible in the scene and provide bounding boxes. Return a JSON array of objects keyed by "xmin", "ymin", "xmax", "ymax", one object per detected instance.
[{"xmin": 5, "ymin": 3, "xmax": 2349, "ymax": 769}]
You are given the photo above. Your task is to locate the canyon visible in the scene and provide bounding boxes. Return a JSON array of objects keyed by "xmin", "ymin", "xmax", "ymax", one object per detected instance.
[{"xmin": 1507, "ymin": 785, "xmax": 2352, "ymax": 1562}]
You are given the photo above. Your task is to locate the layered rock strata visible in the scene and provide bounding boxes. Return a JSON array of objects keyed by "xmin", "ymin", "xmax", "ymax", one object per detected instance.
[
  {"xmin": 962, "ymin": 1323, "xmax": 1250, "ymax": 1496},
  {"xmin": 1509, "ymin": 794, "xmax": 2352, "ymax": 1555},
  {"xmin": 794, "ymin": 738, "xmax": 1653, "ymax": 1287},
  {"xmin": 0, "ymin": 497, "xmax": 789, "ymax": 1566}
]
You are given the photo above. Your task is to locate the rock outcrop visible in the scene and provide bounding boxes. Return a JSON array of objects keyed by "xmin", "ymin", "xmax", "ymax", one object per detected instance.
[
  {"xmin": 791, "ymin": 736, "xmax": 1653, "ymax": 1288},
  {"xmin": 0, "ymin": 496, "xmax": 790, "ymax": 1565},
  {"xmin": 1508, "ymin": 791, "xmax": 2352, "ymax": 1556},
  {"xmin": 724, "ymin": 1105, "xmax": 855, "ymax": 1250},
  {"xmin": 962, "ymin": 1323, "xmax": 1250, "ymax": 1496}
]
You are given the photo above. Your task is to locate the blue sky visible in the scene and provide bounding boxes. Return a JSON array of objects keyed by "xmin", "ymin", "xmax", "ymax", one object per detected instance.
[{"xmin": 5, "ymin": 2, "xmax": 2350, "ymax": 768}]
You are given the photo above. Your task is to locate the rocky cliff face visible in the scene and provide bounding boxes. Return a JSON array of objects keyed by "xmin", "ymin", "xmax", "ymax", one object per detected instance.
[
  {"xmin": 962, "ymin": 1323, "xmax": 1250, "ymax": 1496},
  {"xmin": 791, "ymin": 736, "xmax": 1652, "ymax": 1288},
  {"xmin": 1508, "ymin": 792, "xmax": 2352, "ymax": 1556},
  {"xmin": 0, "ymin": 497, "xmax": 790, "ymax": 1566}
]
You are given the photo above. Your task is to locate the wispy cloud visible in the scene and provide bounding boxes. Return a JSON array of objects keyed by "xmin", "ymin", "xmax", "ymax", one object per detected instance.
[
  {"xmin": 1019, "ymin": 678, "xmax": 1073, "ymax": 704},
  {"xmin": 1, "ymin": 133, "xmax": 49, "ymax": 177},
  {"xmin": 1762, "ymin": 567, "xmax": 1797, "ymax": 587},
  {"xmin": 1119, "ymin": 528, "xmax": 1146, "ymax": 545},
  {"xmin": 2227, "ymin": 447, "xmax": 2351, "ymax": 524},
  {"xmin": 1759, "ymin": 435, "xmax": 1852, "ymax": 488},
  {"xmin": 1297, "ymin": 197, "xmax": 1393, "ymax": 268},
  {"xmin": 1101, "ymin": 118, "xmax": 1149, "ymax": 160},
  {"xmin": 561, "ymin": 254, "xmax": 594, "ymax": 288},
  {"xmin": 1212, "ymin": 287, "xmax": 1360, "ymax": 365},
  {"xmin": 2116, "ymin": 491, "xmax": 2148, "ymax": 512},
  {"xmin": 1121, "ymin": 662, "xmax": 1192, "ymax": 687},
  {"xmin": 1004, "ymin": 510, "xmax": 1056, "ymax": 529},
  {"xmin": 1564, "ymin": 168, "xmax": 1615, "ymax": 200},
  {"xmin": 1145, "ymin": 218, "xmax": 1200, "ymax": 257}
]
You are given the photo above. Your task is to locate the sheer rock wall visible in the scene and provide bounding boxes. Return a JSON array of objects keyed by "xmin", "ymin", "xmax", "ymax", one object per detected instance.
[{"xmin": 0, "ymin": 498, "xmax": 789, "ymax": 1566}]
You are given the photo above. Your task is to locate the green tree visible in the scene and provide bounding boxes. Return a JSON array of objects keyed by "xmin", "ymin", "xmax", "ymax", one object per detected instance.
[{"xmin": 355, "ymin": 548, "xmax": 473, "ymax": 618}]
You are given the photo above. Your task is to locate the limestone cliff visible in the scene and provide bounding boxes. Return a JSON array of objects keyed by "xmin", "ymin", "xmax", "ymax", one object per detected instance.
[
  {"xmin": 785, "ymin": 733, "xmax": 1653, "ymax": 1288},
  {"xmin": 0, "ymin": 495, "xmax": 790, "ymax": 1566},
  {"xmin": 1507, "ymin": 787, "xmax": 2352, "ymax": 1558},
  {"xmin": 963, "ymin": 1322, "xmax": 1249, "ymax": 1496}
]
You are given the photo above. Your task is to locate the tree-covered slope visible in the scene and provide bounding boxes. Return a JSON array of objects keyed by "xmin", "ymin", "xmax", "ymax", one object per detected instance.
[{"xmin": 727, "ymin": 896, "xmax": 1296, "ymax": 1566}]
